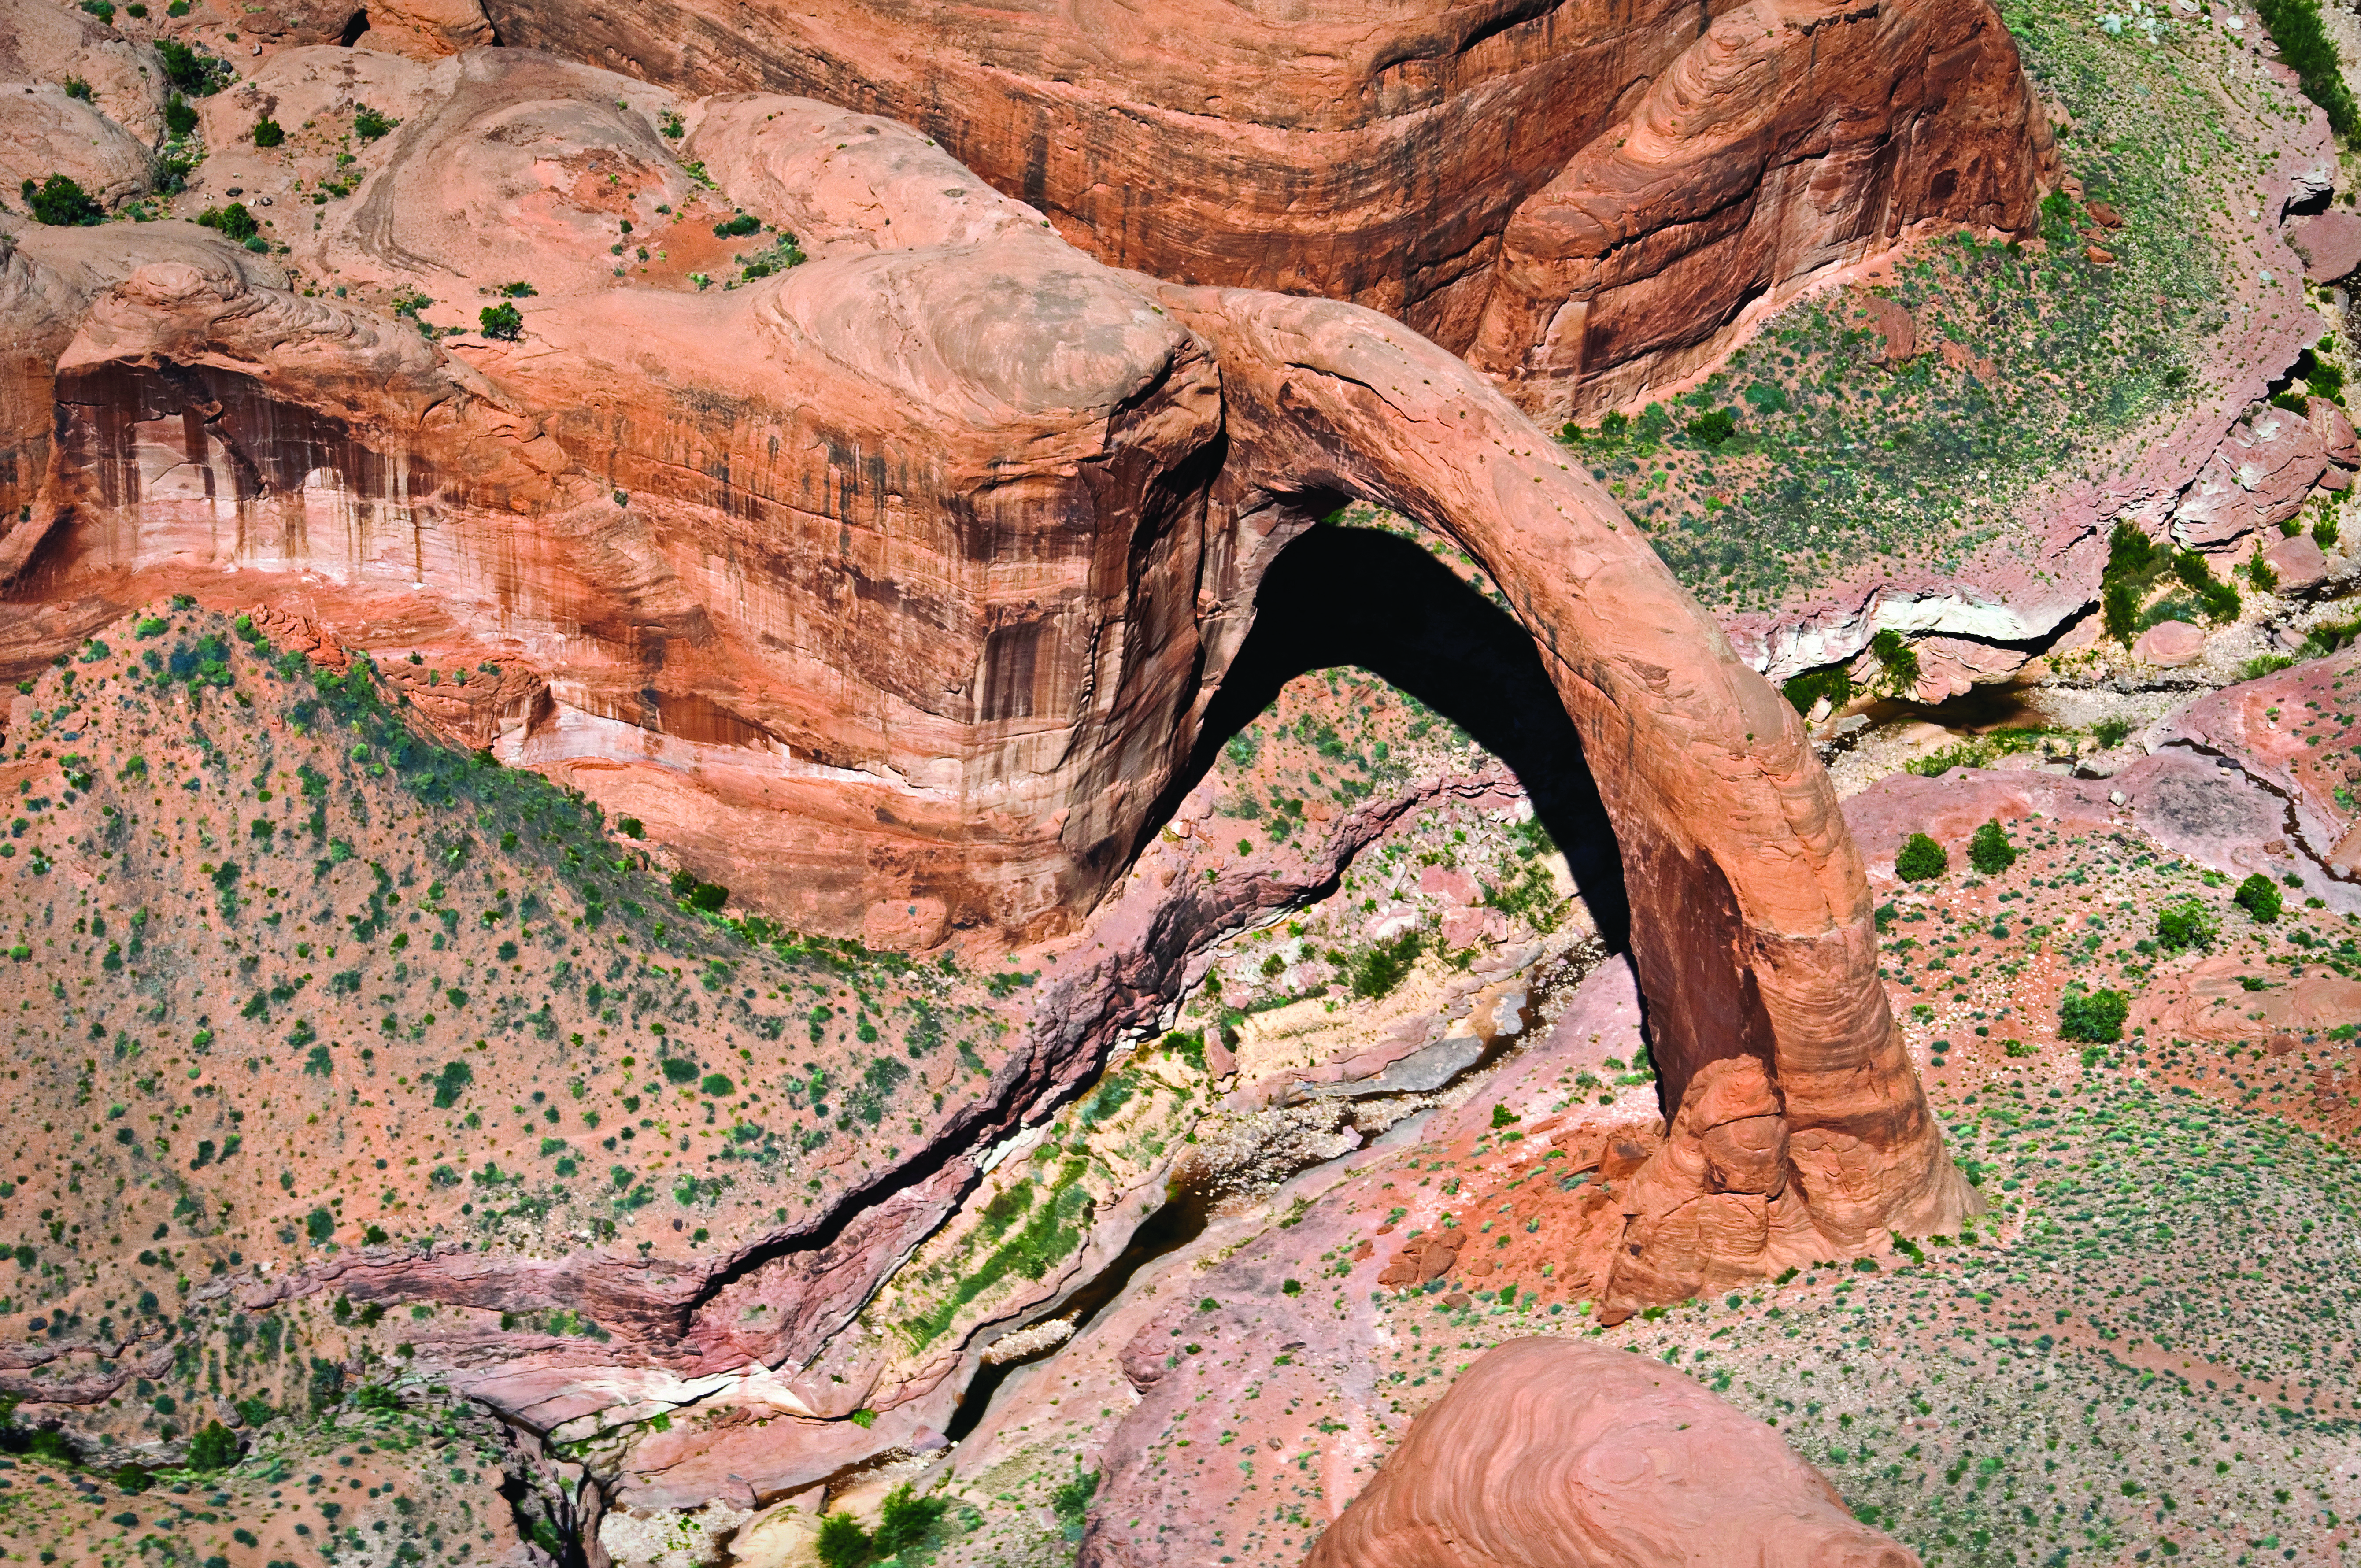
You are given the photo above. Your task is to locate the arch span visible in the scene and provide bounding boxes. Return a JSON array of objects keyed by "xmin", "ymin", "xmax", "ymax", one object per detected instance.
[{"xmin": 1151, "ymin": 281, "xmax": 1974, "ymax": 1301}]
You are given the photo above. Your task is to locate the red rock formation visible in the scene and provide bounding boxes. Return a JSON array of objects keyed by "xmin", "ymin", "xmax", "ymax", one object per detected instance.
[
  {"xmin": 1, "ymin": 48, "xmax": 1968, "ymax": 1312},
  {"xmin": 2172, "ymin": 403, "xmax": 2336, "ymax": 549},
  {"xmin": 1143, "ymin": 281, "xmax": 1976, "ymax": 1274},
  {"xmin": 1303, "ymin": 1339, "xmax": 1918, "ymax": 1568},
  {"xmin": 446, "ymin": 0, "xmax": 2051, "ymax": 417}
]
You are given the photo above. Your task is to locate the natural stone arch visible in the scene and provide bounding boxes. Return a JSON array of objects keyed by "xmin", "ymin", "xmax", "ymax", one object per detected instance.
[
  {"xmin": 0, "ymin": 60, "xmax": 1969, "ymax": 1301},
  {"xmin": 1147, "ymin": 282, "xmax": 1975, "ymax": 1297}
]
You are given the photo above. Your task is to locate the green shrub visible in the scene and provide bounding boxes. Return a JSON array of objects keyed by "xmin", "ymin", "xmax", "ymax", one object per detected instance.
[
  {"xmin": 196, "ymin": 202, "xmax": 258, "ymax": 242},
  {"xmin": 2245, "ymin": 541, "xmax": 2278, "ymax": 593},
  {"xmin": 2172, "ymin": 549, "xmax": 2240, "ymax": 622},
  {"xmin": 1966, "ymin": 821, "xmax": 2016, "ymax": 875},
  {"xmin": 1350, "ymin": 928, "xmax": 1424, "ymax": 999},
  {"xmin": 63, "ymin": 77, "xmax": 93, "ymax": 101},
  {"xmin": 2058, "ymin": 987, "xmax": 2128, "ymax": 1043},
  {"xmin": 2154, "ymin": 899, "xmax": 2217, "ymax": 951},
  {"xmin": 1894, "ymin": 832, "xmax": 1947, "ymax": 881},
  {"xmin": 2234, "ymin": 873, "xmax": 2283, "ymax": 923},
  {"xmin": 1781, "ymin": 666, "xmax": 1852, "ymax": 716},
  {"xmin": 353, "ymin": 105, "xmax": 396, "ymax": 141},
  {"xmin": 429, "ymin": 1060, "xmax": 473, "ymax": 1108},
  {"xmin": 1051, "ymin": 1468, "xmax": 1100, "ymax": 1541},
  {"xmin": 2315, "ymin": 510, "xmax": 2340, "ymax": 551},
  {"xmin": 2101, "ymin": 521, "xmax": 2169, "ymax": 644},
  {"xmin": 79, "ymin": 0, "xmax": 115, "ymax": 22},
  {"xmin": 252, "ymin": 115, "xmax": 284, "ymax": 148},
  {"xmin": 20, "ymin": 175, "xmax": 101, "ymax": 226},
  {"xmin": 1685, "ymin": 407, "xmax": 1738, "ymax": 448},
  {"xmin": 154, "ymin": 38, "xmax": 224, "ymax": 96},
  {"xmin": 1869, "ymin": 629, "xmax": 1920, "ymax": 695},
  {"xmin": 874, "ymin": 1484, "xmax": 948, "ymax": 1556},
  {"xmin": 163, "ymin": 92, "xmax": 197, "ymax": 137},
  {"xmin": 815, "ymin": 1513, "xmax": 872, "ymax": 1568},
  {"xmin": 478, "ymin": 303, "xmax": 524, "ymax": 340},
  {"xmin": 186, "ymin": 1420, "xmax": 239, "ymax": 1471},
  {"xmin": 2255, "ymin": 0, "xmax": 2360, "ymax": 138},
  {"xmin": 2091, "ymin": 717, "xmax": 2132, "ymax": 749},
  {"xmin": 661, "ymin": 1057, "xmax": 699, "ymax": 1084}
]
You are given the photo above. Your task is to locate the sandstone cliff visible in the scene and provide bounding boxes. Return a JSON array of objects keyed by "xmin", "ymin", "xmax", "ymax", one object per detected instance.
[{"xmin": 243, "ymin": 0, "xmax": 2055, "ymax": 418}]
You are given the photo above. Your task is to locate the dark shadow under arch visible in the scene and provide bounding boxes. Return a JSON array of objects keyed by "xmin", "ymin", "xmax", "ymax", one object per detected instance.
[
  {"xmin": 338, "ymin": 8, "xmax": 371, "ymax": 45},
  {"xmin": 1149, "ymin": 521, "xmax": 1631, "ymax": 950}
]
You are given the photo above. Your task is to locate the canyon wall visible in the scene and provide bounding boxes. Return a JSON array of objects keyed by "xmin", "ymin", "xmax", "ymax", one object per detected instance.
[{"xmin": 293, "ymin": 0, "xmax": 2055, "ymax": 419}]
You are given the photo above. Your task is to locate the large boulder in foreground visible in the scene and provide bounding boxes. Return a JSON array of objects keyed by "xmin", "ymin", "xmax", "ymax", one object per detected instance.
[
  {"xmin": 1301, "ymin": 1338, "xmax": 1918, "ymax": 1568},
  {"xmin": 463, "ymin": 0, "xmax": 2053, "ymax": 418}
]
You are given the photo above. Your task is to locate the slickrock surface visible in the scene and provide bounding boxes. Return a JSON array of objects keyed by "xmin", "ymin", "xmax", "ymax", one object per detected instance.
[{"xmin": 1302, "ymin": 1338, "xmax": 1917, "ymax": 1568}]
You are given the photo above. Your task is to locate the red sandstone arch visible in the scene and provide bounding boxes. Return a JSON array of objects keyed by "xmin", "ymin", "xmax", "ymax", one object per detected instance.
[{"xmin": 0, "ymin": 57, "xmax": 1970, "ymax": 1291}]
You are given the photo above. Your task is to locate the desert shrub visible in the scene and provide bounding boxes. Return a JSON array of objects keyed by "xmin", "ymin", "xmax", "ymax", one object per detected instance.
[
  {"xmin": 661, "ymin": 1057, "xmax": 699, "ymax": 1084},
  {"xmin": 353, "ymin": 105, "xmax": 396, "ymax": 141},
  {"xmin": 874, "ymin": 1484, "xmax": 949, "ymax": 1556},
  {"xmin": 1894, "ymin": 832, "xmax": 1947, "ymax": 881},
  {"xmin": 79, "ymin": 0, "xmax": 114, "ymax": 22},
  {"xmin": 429, "ymin": 1060, "xmax": 473, "ymax": 1107},
  {"xmin": 163, "ymin": 92, "xmax": 198, "ymax": 137},
  {"xmin": 478, "ymin": 303, "xmax": 523, "ymax": 340},
  {"xmin": 1350, "ymin": 928, "xmax": 1425, "ymax": 999},
  {"xmin": 1869, "ymin": 629, "xmax": 1919, "ymax": 695},
  {"xmin": 815, "ymin": 1514, "xmax": 871, "ymax": 1568},
  {"xmin": 2092, "ymin": 717, "xmax": 2132, "ymax": 749},
  {"xmin": 2172, "ymin": 549, "xmax": 2240, "ymax": 621},
  {"xmin": 1051, "ymin": 1466, "xmax": 1100, "ymax": 1539},
  {"xmin": 2155, "ymin": 899, "xmax": 2218, "ymax": 951},
  {"xmin": 1782, "ymin": 666, "xmax": 1852, "ymax": 716},
  {"xmin": 712, "ymin": 211, "xmax": 761, "ymax": 237},
  {"xmin": 63, "ymin": 77, "xmax": 92, "ymax": 100},
  {"xmin": 2255, "ymin": 0, "xmax": 2360, "ymax": 137},
  {"xmin": 2234, "ymin": 873, "xmax": 2283, "ymax": 923},
  {"xmin": 1685, "ymin": 407, "xmax": 1738, "ymax": 448},
  {"xmin": 1966, "ymin": 821, "xmax": 2016, "ymax": 875},
  {"xmin": 20, "ymin": 175, "xmax": 101, "ymax": 226},
  {"xmin": 196, "ymin": 203, "xmax": 258, "ymax": 243},
  {"xmin": 251, "ymin": 115, "xmax": 284, "ymax": 148},
  {"xmin": 2058, "ymin": 987, "xmax": 2128, "ymax": 1043},
  {"xmin": 154, "ymin": 38, "xmax": 226, "ymax": 96},
  {"xmin": 186, "ymin": 1420, "xmax": 239, "ymax": 1471},
  {"xmin": 2245, "ymin": 541, "xmax": 2279, "ymax": 593}
]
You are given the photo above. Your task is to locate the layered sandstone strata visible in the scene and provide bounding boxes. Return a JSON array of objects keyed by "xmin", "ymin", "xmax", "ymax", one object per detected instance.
[
  {"xmin": 243, "ymin": 0, "xmax": 2054, "ymax": 417},
  {"xmin": 1304, "ymin": 1339, "xmax": 1918, "ymax": 1568},
  {"xmin": 0, "ymin": 48, "xmax": 1970, "ymax": 1311}
]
